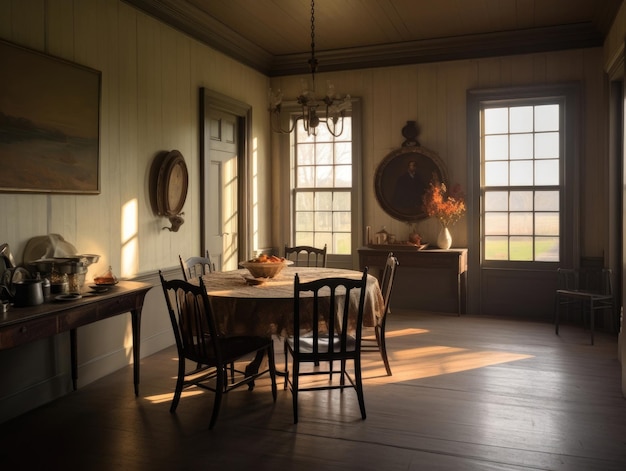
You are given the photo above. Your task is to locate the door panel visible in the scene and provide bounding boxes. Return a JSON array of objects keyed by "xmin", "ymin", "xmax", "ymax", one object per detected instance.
[{"xmin": 205, "ymin": 112, "xmax": 238, "ymax": 271}]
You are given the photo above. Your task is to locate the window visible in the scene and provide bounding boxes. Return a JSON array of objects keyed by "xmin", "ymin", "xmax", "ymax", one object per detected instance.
[
  {"xmin": 292, "ymin": 117, "xmax": 353, "ymax": 254},
  {"xmin": 482, "ymin": 103, "xmax": 561, "ymax": 262}
]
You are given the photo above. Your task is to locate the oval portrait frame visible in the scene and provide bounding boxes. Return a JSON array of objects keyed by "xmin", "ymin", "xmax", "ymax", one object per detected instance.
[{"xmin": 374, "ymin": 146, "xmax": 448, "ymax": 222}]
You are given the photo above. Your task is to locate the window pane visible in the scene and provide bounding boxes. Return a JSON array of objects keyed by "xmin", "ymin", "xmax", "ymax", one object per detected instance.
[
  {"xmin": 316, "ymin": 143, "xmax": 332, "ymax": 165},
  {"xmin": 315, "ymin": 233, "xmax": 333, "ymax": 251},
  {"xmin": 510, "ymin": 106, "xmax": 533, "ymax": 133},
  {"xmin": 484, "ymin": 108, "xmax": 508, "ymax": 134},
  {"xmin": 297, "ymin": 166, "xmax": 315, "ymax": 187},
  {"xmin": 333, "ymin": 117, "xmax": 352, "ymax": 141},
  {"xmin": 333, "ymin": 232, "xmax": 351, "ymax": 254},
  {"xmin": 485, "ymin": 213, "xmax": 508, "ymax": 235},
  {"xmin": 535, "ymin": 212, "xmax": 559, "ymax": 235},
  {"xmin": 333, "ymin": 211, "xmax": 351, "ymax": 232},
  {"xmin": 535, "ymin": 191, "xmax": 559, "ymax": 211},
  {"xmin": 315, "ymin": 192, "xmax": 332, "ymax": 210},
  {"xmin": 295, "ymin": 192, "xmax": 313, "ymax": 210},
  {"xmin": 535, "ymin": 132, "xmax": 559, "ymax": 159},
  {"xmin": 510, "ymin": 236, "xmax": 533, "ymax": 261},
  {"xmin": 535, "ymin": 160, "xmax": 559, "ymax": 185},
  {"xmin": 510, "ymin": 161, "xmax": 533, "ymax": 186},
  {"xmin": 485, "ymin": 236, "xmax": 508, "ymax": 259},
  {"xmin": 510, "ymin": 134, "xmax": 533, "ymax": 160},
  {"xmin": 333, "ymin": 192, "xmax": 351, "ymax": 210},
  {"xmin": 484, "ymin": 135, "xmax": 509, "ymax": 160},
  {"xmin": 535, "ymin": 105, "xmax": 559, "ymax": 131},
  {"xmin": 315, "ymin": 165, "xmax": 333, "ymax": 187},
  {"xmin": 295, "ymin": 211, "xmax": 313, "ymax": 231},
  {"xmin": 315, "ymin": 211, "xmax": 332, "ymax": 231},
  {"xmin": 335, "ymin": 142, "xmax": 351, "ymax": 164},
  {"xmin": 298, "ymin": 144, "xmax": 314, "ymax": 165},
  {"xmin": 296, "ymin": 232, "xmax": 314, "ymax": 246},
  {"xmin": 335, "ymin": 165, "xmax": 352, "ymax": 187},
  {"xmin": 485, "ymin": 161, "xmax": 509, "ymax": 186},
  {"xmin": 535, "ymin": 237, "xmax": 559, "ymax": 261},
  {"xmin": 485, "ymin": 191, "xmax": 508, "ymax": 211},
  {"xmin": 510, "ymin": 212, "xmax": 533, "ymax": 235},
  {"xmin": 510, "ymin": 191, "xmax": 532, "ymax": 211}
]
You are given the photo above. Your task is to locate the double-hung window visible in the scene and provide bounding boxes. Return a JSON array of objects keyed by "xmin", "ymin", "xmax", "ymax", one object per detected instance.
[
  {"xmin": 291, "ymin": 117, "xmax": 353, "ymax": 255},
  {"xmin": 482, "ymin": 102, "xmax": 562, "ymax": 262}
]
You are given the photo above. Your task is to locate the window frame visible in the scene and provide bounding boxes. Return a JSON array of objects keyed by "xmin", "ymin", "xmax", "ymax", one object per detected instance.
[
  {"xmin": 481, "ymin": 98, "xmax": 565, "ymax": 267},
  {"xmin": 276, "ymin": 98, "xmax": 362, "ymax": 269}
]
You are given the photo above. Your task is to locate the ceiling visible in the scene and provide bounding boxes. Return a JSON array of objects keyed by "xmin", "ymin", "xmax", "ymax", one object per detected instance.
[{"xmin": 123, "ymin": 0, "xmax": 623, "ymax": 76}]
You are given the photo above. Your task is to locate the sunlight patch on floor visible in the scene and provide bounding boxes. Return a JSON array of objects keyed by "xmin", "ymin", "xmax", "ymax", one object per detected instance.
[{"xmin": 363, "ymin": 346, "xmax": 534, "ymax": 383}]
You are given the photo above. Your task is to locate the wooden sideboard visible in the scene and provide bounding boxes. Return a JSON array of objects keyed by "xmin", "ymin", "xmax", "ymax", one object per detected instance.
[
  {"xmin": 0, "ymin": 280, "xmax": 152, "ymax": 395},
  {"xmin": 358, "ymin": 247, "xmax": 468, "ymax": 315}
]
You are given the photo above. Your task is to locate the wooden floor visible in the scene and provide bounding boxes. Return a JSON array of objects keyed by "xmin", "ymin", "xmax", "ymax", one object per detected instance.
[{"xmin": 1, "ymin": 310, "xmax": 625, "ymax": 470}]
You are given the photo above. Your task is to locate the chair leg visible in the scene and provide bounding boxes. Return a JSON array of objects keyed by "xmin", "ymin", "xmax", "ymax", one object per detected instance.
[
  {"xmin": 267, "ymin": 345, "xmax": 277, "ymax": 401},
  {"xmin": 590, "ymin": 300, "xmax": 595, "ymax": 346},
  {"xmin": 379, "ymin": 335, "xmax": 392, "ymax": 376},
  {"xmin": 554, "ymin": 295, "xmax": 560, "ymax": 335},
  {"xmin": 283, "ymin": 342, "xmax": 289, "ymax": 390},
  {"xmin": 291, "ymin": 358, "xmax": 299, "ymax": 424},
  {"xmin": 354, "ymin": 357, "xmax": 366, "ymax": 420},
  {"xmin": 209, "ymin": 365, "xmax": 225, "ymax": 430},
  {"xmin": 170, "ymin": 357, "xmax": 186, "ymax": 413}
]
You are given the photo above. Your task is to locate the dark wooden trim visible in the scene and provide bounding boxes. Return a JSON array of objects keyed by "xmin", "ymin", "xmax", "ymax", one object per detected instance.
[{"xmin": 122, "ymin": 0, "xmax": 605, "ymax": 76}]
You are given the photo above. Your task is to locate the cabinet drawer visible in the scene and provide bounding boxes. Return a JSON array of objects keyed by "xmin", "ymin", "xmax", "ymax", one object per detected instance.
[{"xmin": 0, "ymin": 316, "xmax": 58, "ymax": 349}]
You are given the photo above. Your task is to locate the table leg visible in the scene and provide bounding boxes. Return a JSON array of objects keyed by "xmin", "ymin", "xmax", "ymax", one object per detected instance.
[
  {"xmin": 70, "ymin": 328, "xmax": 78, "ymax": 390},
  {"xmin": 131, "ymin": 309, "xmax": 141, "ymax": 396}
]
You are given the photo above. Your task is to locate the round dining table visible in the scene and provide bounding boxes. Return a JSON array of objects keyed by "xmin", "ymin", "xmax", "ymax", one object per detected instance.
[{"xmin": 198, "ymin": 266, "xmax": 385, "ymax": 337}]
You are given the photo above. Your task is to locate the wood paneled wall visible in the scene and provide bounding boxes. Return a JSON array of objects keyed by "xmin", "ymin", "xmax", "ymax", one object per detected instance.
[
  {"xmin": 0, "ymin": 0, "xmax": 272, "ymax": 423},
  {"xmin": 271, "ymin": 49, "xmax": 609, "ymax": 253}
]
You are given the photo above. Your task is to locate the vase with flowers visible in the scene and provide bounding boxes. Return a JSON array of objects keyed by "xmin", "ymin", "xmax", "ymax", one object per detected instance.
[{"xmin": 422, "ymin": 179, "xmax": 466, "ymax": 249}]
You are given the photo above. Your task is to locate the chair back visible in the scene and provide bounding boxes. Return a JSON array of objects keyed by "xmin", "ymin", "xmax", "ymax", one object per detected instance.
[
  {"xmin": 284, "ymin": 244, "xmax": 327, "ymax": 267},
  {"xmin": 379, "ymin": 252, "xmax": 399, "ymax": 323},
  {"xmin": 179, "ymin": 255, "xmax": 214, "ymax": 281},
  {"xmin": 557, "ymin": 268, "xmax": 579, "ymax": 290},
  {"xmin": 160, "ymin": 272, "xmax": 221, "ymax": 364},
  {"xmin": 292, "ymin": 268, "xmax": 368, "ymax": 358},
  {"xmin": 557, "ymin": 267, "xmax": 612, "ymax": 295}
]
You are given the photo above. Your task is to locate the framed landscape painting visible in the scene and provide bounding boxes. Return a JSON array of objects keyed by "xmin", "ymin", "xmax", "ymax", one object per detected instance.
[{"xmin": 0, "ymin": 39, "xmax": 101, "ymax": 194}]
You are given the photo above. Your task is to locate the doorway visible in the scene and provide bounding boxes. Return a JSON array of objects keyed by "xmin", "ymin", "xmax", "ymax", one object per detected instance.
[{"xmin": 199, "ymin": 89, "xmax": 251, "ymax": 270}]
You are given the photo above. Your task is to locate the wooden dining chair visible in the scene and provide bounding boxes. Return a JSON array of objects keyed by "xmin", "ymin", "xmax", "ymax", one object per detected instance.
[
  {"xmin": 179, "ymin": 251, "xmax": 215, "ymax": 281},
  {"xmin": 284, "ymin": 268, "xmax": 368, "ymax": 424},
  {"xmin": 284, "ymin": 244, "xmax": 327, "ymax": 267},
  {"xmin": 361, "ymin": 252, "xmax": 399, "ymax": 375},
  {"xmin": 555, "ymin": 267, "xmax": 614, "ymax": 345},
  {"xmin": 159, "ymin": 271, "xmax": 277, "ymax": 429}
]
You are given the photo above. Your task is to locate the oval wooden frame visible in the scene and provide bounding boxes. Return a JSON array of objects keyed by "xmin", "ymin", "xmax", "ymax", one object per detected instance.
[
  {"xmin": 150, "ymin": 150, "xmax": 189, "ymax": 217},
  {"xmin": 374, "ymin": 146, "xmax": 448, "ymax": 222}
]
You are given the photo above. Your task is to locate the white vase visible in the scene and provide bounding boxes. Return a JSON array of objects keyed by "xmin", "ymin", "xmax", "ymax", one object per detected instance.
[{"xmin": 437, "ymin": 225, "xmax": 452, "ymax": 249}]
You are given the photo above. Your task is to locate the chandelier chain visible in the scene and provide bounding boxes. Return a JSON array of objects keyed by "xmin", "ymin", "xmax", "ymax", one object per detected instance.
[{"xmin": 309, "ymin": 0, "xmax": 317, "ymax": 77}]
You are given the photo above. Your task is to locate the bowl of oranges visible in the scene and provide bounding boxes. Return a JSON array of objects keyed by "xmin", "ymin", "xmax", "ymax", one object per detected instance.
[{"xmin": 239, "ymin": 254, "xmax": 293, "ymax": 278}]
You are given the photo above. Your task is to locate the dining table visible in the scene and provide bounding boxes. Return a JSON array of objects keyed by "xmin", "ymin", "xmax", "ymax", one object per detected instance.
[{"xmin": 197, "ymin": 266, "xmax": 385, "ymax": 338}]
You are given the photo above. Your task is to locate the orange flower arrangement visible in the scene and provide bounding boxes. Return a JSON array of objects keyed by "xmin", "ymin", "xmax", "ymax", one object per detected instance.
[{"xmin": 422, "ymin": 179, "xmax": 466, "ymax": 227}]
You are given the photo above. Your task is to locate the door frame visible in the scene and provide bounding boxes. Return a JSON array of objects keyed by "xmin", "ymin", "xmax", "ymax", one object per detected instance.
[{"xmin": 199, "ymin": 88, "xmax": 252, "ymax": 263}]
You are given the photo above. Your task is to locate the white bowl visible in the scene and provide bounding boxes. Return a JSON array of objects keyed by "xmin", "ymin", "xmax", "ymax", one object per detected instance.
[{"xmin": 239, "ymin": 259, "xmax": 293, "ymax": 278}]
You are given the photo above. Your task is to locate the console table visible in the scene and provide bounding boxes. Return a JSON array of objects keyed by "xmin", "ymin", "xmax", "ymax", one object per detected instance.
[
  {"xmin": 358, "ymin": 247, "xmax": 468, "ymax": 315},
  {"xmin": 0, "ymin": 280, "xmax": 152, "ymax": 395}
]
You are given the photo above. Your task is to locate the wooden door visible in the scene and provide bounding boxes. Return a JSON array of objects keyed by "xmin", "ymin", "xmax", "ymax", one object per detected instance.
[{"xmin": 204, "ymin": 109, "xmax": 239, "ymax": 271}]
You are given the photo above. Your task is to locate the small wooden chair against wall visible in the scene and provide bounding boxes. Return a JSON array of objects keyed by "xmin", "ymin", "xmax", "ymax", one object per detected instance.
[
  {"xmin": 361, "ymin": 252, "xmax": 399, "ymax": 375},
  {"xmin": 284, "ymin": 244, "xmax": 327, "ymax": 267},
  {"xmin": 554, "ymin": 267, "xmax": 614, "ymax": 345}
]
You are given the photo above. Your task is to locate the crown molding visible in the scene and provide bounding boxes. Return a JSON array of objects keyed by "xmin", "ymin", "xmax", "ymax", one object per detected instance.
[{"xmin": 123, "ymin": 1, "xmax": 604, "ymax": 77}]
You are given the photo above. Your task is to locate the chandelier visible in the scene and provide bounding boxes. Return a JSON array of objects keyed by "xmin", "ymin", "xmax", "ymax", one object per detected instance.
[{"xmin": 268, "ymin": 0, "xmax": 351, "ymax": 137}]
